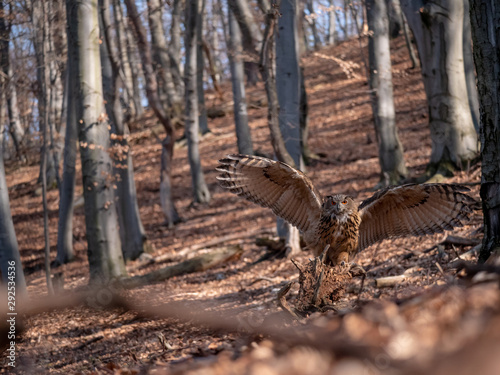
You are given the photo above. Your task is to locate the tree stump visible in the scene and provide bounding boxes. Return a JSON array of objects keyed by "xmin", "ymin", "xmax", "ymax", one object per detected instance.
[{"xmin": 293, "ymin": 257, "xmax": 353, "ymax": 313}]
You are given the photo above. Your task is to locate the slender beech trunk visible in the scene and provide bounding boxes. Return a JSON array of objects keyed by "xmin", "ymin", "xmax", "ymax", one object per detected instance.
[
  {"xmin": 124, "ymin": 0, "xmax": 180, "ymax": 226},
  {"xmin": 463, "ymin": 0, "xmax": 480, "ymax": 134},
  {"xmin": 56, "ymin": 43, "xmax": 77, "ymax": 264},
  {"xmin": 327, "ymin": 0, "xmax": 336, "ymax": 45},
  {"xmin": 275, "ymin": 0, "xmax": 302, "ymax": 256},
  {"xmin": 366, "ymin": 0, "xmax": 407, "ymax": 187},
  {"xmin": 260, "ymin": 1, "xmax": 295, "ymax": 167},
  {"xmin": 197, "ymin": 0, "xmax": 210, "ymax": 135},
  {"xmin": 113, "ymin": 0, "xmax": 136, "ymax": 120},
  {"xmin": 125, "ymin": 16, "xmax": 144, "ymax": 118},
  {"xmin": 306, "ymin": 0, "xmax": 320, "ymax": 50},
  {"xmin": 67, "ymin": 0, "xmax": 126, "ymax": 283},
  {"xmin": 185, "ymin": 0, "xmax": 210, "ymax": 204},
  {"xmin": 401, "ymin": 7, "xmax": 418, "ymax": 69},
  {"xmin": 226, "ymin": 4, "xmax": 253, "ymax": 155},
  {"xmin": 0, "ymin": 149, "xmax": 27, "ymax": 295},
  {"xmin": 169, "ymin": 0, "xmax": 184, "ymax": 93},
  {"xmin": 38, "ymin": 0, "xmax": 54, "ymax": 295},
  {"xmin": 470, "ymin": 0, "xmax": 500, "ymax": 262},
  {"xmin": 0, "ymin": 64, "xmax": 26, "ymax": 293}
]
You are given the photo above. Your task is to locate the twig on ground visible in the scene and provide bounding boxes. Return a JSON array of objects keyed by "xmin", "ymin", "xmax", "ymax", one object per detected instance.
[
  {"xmin": 277, "ymin": 281, "xmax": 301, "ymax": 320},
  {"xmin": 74, "ymin": 335, "xmax": 104, "ymax": 351}
]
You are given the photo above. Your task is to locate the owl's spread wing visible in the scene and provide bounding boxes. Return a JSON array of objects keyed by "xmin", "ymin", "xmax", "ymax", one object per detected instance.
[
  {"xmin": 216, "ymin": 154, "xmax": 323, "ymax": 234},
  {"xmin": 357, "ymin": 184, "xmax": 477, "ymax": 252}
]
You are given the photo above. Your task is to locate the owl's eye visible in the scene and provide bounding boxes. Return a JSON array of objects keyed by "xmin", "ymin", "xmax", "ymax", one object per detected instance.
[
  {"xmin": 342, "ymin": 200, "xmax": 347, "ymax": 205},
  {"xmin": 331, "ymin": 201, "xmax": 336, "ymax": 206}
]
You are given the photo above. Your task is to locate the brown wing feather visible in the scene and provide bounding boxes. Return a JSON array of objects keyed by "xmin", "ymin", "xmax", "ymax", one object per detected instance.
[
  {"xmin": 358, "ymin": 184, "xmax": 477, "ymax": 251},
  {"xmin": 216, "ymin": 154, "xmax": 323, "ymax": 234}
]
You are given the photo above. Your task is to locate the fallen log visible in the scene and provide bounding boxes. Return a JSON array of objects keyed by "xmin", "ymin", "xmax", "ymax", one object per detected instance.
[
  {"xmin": 375, "ymin": 275, "xmax": 407, "ymax": 288},
  {"xmin": 441, "ymin": 235, "xmax": 481, "ymax": 247},
  {"xmin": 120, "ymin": 245, "xmax": 242, "ymax": 289}
]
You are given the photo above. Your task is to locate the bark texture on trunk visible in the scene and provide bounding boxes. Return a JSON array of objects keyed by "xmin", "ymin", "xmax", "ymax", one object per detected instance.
[
  {"xmin": 185, "ymin": 0, "xmax": 211, "ymax": 204},
  {"xmin": 169, "ymin": 0, "xmax": 184, "ymax": 92},
  {"xmin": 259, "ymin": 1, "xmax": 295, "ymax": 167},
  {"xmin": 327, "ymin": 0, "xmax": 336, "ymax": 45},
  {"xmin": 56, "ymin": 47, "xmax": 77, "ymax": 264},
  {"xmin": 275, "ymin": 0, "xmax": 302, "ymax": 257},
  {"xmin": 226, "ymin": 5, "xmax": 253, "ymax": 155},
  {"xmin": 68, "ymin": 0, "xmax": 126, "ymax": 283},
  {"xmin": 463, "ymin": 0, "xmax": 480, "ymax": 134},
  {"xmin": 306, "ymin": 0, "xmax": 320, "ymax": 50},
  {"xmin": 196, "ymin": 0, "xmax": 209, "ymax": 135},
  {"xmin": 56, "ymin": 0, "xmax": 79, "ymax": 265},
  {"xmin": 367, "ymin": 0, "xmax": 407, "ymax": 187},
  {"xmin": 113, "ymin": 0, "xmax": 137, "ymax": 120},
  {"xmin": 0, "ymin": 150, "xmax": 27, "ymax": 294},
  {"xmin": 470, "ymin": 0, "xmax": 500, "ymax": 262}
]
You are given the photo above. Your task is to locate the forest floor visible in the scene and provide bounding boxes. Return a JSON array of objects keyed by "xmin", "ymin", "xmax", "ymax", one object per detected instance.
[{"xmin": 2, "ymin": 35, "xmax": 496, "ymax": 374}]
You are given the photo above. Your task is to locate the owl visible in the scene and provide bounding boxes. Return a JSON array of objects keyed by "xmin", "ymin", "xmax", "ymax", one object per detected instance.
[{"xmin": 216, "ymin": 154, "xmax": 477, "ymax": 265}]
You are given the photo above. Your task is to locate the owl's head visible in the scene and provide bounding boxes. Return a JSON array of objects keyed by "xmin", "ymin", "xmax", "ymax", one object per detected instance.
[{"xmin": 322, "ymin": 194, "xmax": 357, "ymax": 220}]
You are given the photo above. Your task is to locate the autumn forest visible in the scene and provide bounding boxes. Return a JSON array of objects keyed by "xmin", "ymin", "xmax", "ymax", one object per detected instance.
[{"xmin": 1, "ymin": 0, "xmax": 500, "ymax": 373}]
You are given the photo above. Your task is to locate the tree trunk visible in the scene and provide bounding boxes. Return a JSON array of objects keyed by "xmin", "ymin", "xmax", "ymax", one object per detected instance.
[
  {"xmin": 367, "ymin": 0, "xmax": 407, "ymax": 187},
  {"xmin": 306, "ymin": 0, "xmax": 320, "ymax": 50},
  {"xmin": 260, "ymin": 1, "xmax": 295, "ymax": 167},
  {"xmin": 469, "ymin": 0, "xmax": 500, "ymax": 263},
  {"xmin": 147, "ymin": 0, "xmax": 182, "ymax": 115},
  {"xmin": 401, "ymin": 7, "xmax": 418, "ymax": 69},
  {"xmin": 67, "ymin": 0, "xmax": 126, "ymax": 283},
  {"xmin": 387, "ymin": 0, "xmax": 403, "ymax": 38},
  {"xmin": 229, "ymin": 0, "xmax": 262, "ymax": 84},
  {"xmin": 327, "ymin": 0, "xmax": 336, "ymax": 45},
  {"xmin": 275, "ymin": 0, "xmax": 302, "ymax": 257},
  {"xmin": 124, "ymin": 0, "xmax": 180, "ymax": 225},
  {"xmin": 31, "ymin": 0, "xmax": 60, "ymax": 189},
  {"xmin": 401, "ymin": 0, "xmax": 479, "ymax": 179},
  {"xmin": 100, "ymin": 0, "xmax": 149, "ymax": 261},
  {"xmin": 0, "ymin": 3, "xmax": 25, "ymax": 161},
  {"xmin": 226, "ymin": 5, "xmax": 253, "ymax": 155},
  {"xmin": 125, "ymin": 16, "xmax": 144, "ymax": 118},
  {"xmin": 300, "ymin": 66, "xmax": 313, "ymax": 163},
  {"xmin": 196, "ymin": 0, "xmax": 210, "ymax": 135},
  {"xmin": 185, "ymin": 0, "xmax": 210, "ymax": 204},
  {"xmin": 113, "ymin": 0, "xmax": 137, "ymax": 120},
  {"xmin": 40, "ymin": 4, "xmax": 54, "ymax": 294},
  {"xmin": 276, "ymin": 0, "xmax": 302, "ymax": 167},
  {"xmin": 0, "ymin": 149, "xmax": 27, "ymax": 295},
  {"xmin": 31, "ymin": 0, "xmax": 65, "ymax": 190},
  {"xmin": 168, "ymin": 0, "xmax": 184, "ymax": 93},
  {"xmin": 228, "ymin": 0, "xmax": 263, "ymax": 57},
  {"xmin": 160, "ymin": 136, "xmax": 180, "ymax": 227},
  {"xmin": 56, "ymin": 34, "xmax": 77, "ymax": 265},
  {"xmin": 463, "ymin": 0, "xmax": 480, "ymax": 134}
]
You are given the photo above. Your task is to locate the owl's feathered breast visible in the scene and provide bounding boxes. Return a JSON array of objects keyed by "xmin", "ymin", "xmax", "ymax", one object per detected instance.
[{"xmin": 311, "ymin": 210, "xmax": 361, "ymax": 262}]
